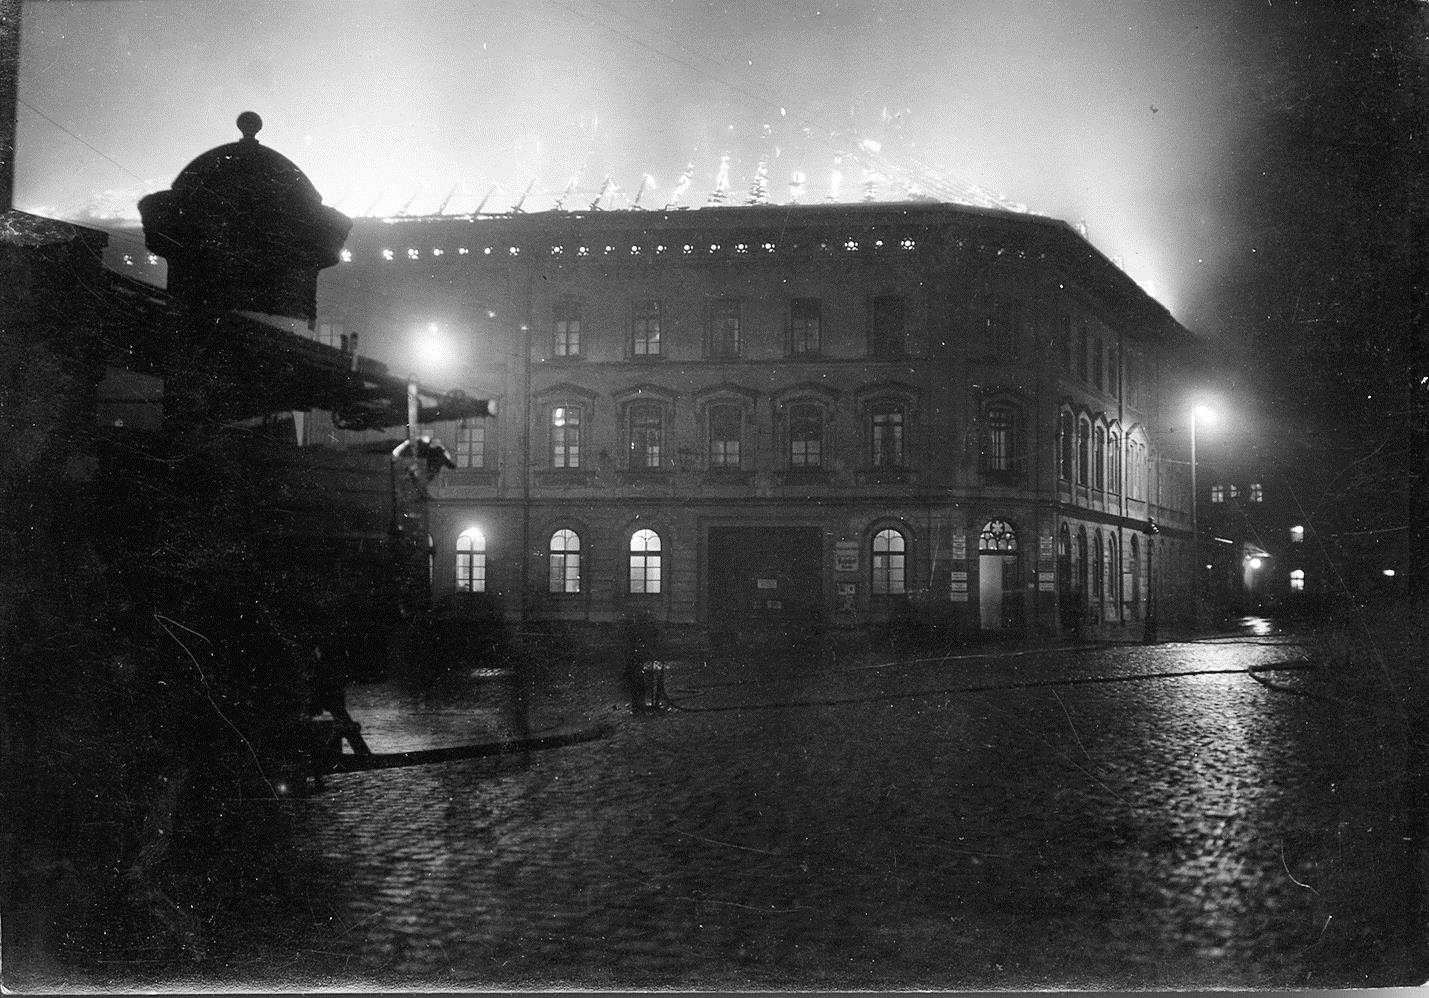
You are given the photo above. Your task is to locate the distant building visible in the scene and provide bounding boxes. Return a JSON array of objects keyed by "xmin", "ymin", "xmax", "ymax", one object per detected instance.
[{"xmin": 311, "ymin": 202, "xmax": 1202, "ymax": 640}]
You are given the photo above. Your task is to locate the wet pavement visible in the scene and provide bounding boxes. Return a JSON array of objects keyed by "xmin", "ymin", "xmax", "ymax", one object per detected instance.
[{"xmin": 145, "ymin": 634, "xmax": 1429, "ymax": 989}]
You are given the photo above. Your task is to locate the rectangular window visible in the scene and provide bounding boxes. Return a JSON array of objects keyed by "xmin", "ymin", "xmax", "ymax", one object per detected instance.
[
  {"xmin": 789, "ymin": 404, "xmax": 823, "ymax": 468},
  {"xmin": 550, "ymin": 405, "xmax": 582, "ymax": 469},
  {"xmin": 1211, "ymin": 483, "xmax": 1225, "ymax": 503},
  {"xmin": 1092, "ymin": 336, "xmax": 1104, "ymax": 390},
  {"xmin": 987, "ymin": 299, "xmax": 1021, "ymax": 360},
  {"xmin": 553, "ymin": 301, "xmax": 581, "ymax": 357},
  {"xmin": 317, "ymin": 319, "xmax": 343, "ymax": 349},
  {"xmin": 1078, "ymin": 326, "xmax": 1089, "ymax": 381},
  {"xmin": 708, "ymin": 405, "xmax": 742, "ymax": 468},
  {"xmin": 871, "ymin": 403, "xmax": 905, "ymax": 467},
  {"xmin": 869, "ymin": 295, "xmax": 906, "ymax": 358},
  {"xmin": 986, "ymin": 406, "xmax": 1014, "ymax": 472},
  {"xmin": 628, "ymin": 403, "xmax": 663, "ymax": 470},
  {"xmin": 790, "ymin": 298, "xmax": 822, "ymax": 355},
  {"xmin": 454, "ymin": 417, "xmax": 486, "ymax": 469},
  {"xmin": 631, "ymin": 299, "xmax": 661, "ymax": 357},
  {"xmin": 706, "ymin": 298, "xmax": 741, "ymax": 357},
  {"xmin": 1106, "ymin": 343, "xmax": 1119, "ymax": 396},
  {"xmin": 1093, "ymin": 426, "xmax": 1106, "ymax": 490},
  {"xmin": 1250, "ymin": 482, "xmax": 1264, "ymax": 502}
]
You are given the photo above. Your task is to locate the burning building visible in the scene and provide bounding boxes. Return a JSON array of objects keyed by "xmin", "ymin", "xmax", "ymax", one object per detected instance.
[{"xmin": 317, "ymin": 201, "xmax": 1202, "ymax": 641}]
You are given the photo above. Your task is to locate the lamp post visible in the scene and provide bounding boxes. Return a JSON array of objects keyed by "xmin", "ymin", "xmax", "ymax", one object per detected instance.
[{"xmin": 1189, "ymin": 402, "xmax": 1216, "ymax": 625}]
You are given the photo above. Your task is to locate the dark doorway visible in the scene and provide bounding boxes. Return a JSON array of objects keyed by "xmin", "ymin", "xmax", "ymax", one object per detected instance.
[{"xmin": 707, "ymin": 526, "xmax": 823, "ymax": 632}]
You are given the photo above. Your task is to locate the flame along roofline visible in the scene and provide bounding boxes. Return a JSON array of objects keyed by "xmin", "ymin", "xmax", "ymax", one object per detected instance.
[{"xmin": 346, "ymin": 200, "xmax": 1191, "ymax": 343}]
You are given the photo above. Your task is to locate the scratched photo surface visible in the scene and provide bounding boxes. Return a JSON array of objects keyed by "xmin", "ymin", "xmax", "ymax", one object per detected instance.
[{"xmin": 3, "ymin": 1, "xmax": 1425, "ymax": 992}]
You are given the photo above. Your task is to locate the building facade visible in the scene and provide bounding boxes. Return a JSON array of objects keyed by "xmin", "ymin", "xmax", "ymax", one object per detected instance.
[{"xmin": 319, "ymin": 202, "xmax": 1201, "ymax": 639}]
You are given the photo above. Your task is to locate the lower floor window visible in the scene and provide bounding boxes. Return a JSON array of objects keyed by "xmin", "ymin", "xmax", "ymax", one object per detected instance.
[
  {"xmin": 629, "ymin": 528, "xmax": 662, "ymax": 594},
  {"xmin": 1290, "ymin": 569, "xmax": 1305, "ymax": 592},
  {"xmin": 456, "ymin": 528, "xmax": 486, "ymax": 592},
  {"xmin": 549, "ymin": 528, "xmax": 581, "ymax": 593},
  {"xmin": 871, "ymin": 528, "xmax": 907, "ymax": 595}
]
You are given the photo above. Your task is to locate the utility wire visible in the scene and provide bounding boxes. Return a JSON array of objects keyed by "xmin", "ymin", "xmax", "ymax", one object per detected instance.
[{"xmin": 18, "ymin": 96, "xmax": 153, "ymax": 189}]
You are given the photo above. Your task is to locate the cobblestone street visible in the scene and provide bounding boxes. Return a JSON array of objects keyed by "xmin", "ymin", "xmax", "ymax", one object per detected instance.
[{"xmin": 196, "ymin": 635, "xmax": 1422, "ymax": 990}]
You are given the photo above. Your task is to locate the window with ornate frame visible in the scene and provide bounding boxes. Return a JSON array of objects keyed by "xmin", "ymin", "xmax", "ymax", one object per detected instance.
[
  {"xmin": 548, "ymin": 528, "xmax": 581, "ymax": 594},
  {"xmin": 790, "ymin": 297, "xmax": 822, "ymax": 355},
  {"xmin": 550, "ymin": 405, "xmax": 583, "ymax": 469},
  {"xmin": 631, "ymin": 299, "xmax": 662, "ymax": 357},
  {"xmin": 1092, "ymin": 528, "xmax": 1104, "ymax": 601},
  {"xmin": 627, "ymin": 402, "xmax": 664, "ymax": 470},
  {"xmin": 629, "ymin": 528, "xmax": 662, "ymax": 594},
  {"xmin": 871, "ymin": 527, "xmax": 907, "ymax": 595},
  {"xmin": 707, "ymin": 403, "xmax": 743, "ymax": 469},
  {"xmin": 456, "ymin": 528, "xmax": 487, "ymax": 593},
  {"xmin": 789, "ymin": 403, "xmax": 824, "ymax": 468},
  {"xmin": 870, "ymin": 402, "xmax": 905, "ymax": 468}
]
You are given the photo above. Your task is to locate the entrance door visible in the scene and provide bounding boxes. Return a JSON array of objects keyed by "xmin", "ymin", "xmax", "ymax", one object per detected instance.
[
  {"xmin": 707, "ymin": 526, "xmax": 822, "ymax": 630},
  {"xmin": 978, "ymin": 519, "xmax": 1020, "ymax": 632}
]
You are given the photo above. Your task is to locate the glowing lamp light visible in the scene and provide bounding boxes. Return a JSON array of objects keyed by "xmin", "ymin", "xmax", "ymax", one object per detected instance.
[
  {"xmin": 412, "ymin": 325, "xmax": 453, "ymax": 378},
  {"xmin": 1249, "ymin": 557, "xmax": 1263, "ymax": 570},
  {"xmin": 1383, "ymin": 569, "xmax": 1396, "ymax": 577},
  {"xmin": 1192, "ymin": 402, "xmax": 1217, "ymax": 426}
]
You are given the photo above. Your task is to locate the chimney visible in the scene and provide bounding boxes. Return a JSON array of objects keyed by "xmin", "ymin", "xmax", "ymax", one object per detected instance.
[{"xmin": 1, "ymin": 0, "xmax": 19, "ymax": 212}]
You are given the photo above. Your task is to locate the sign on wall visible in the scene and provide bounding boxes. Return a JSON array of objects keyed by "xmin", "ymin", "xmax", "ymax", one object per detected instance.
[{"xmin": 835, "ymin": 540, "xmax": 860, "ymax": 572}]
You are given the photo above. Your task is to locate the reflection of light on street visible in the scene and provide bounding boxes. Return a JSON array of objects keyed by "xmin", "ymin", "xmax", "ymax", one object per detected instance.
[{"xmin": 1155, "ymin": 641, "xmax": 1286, "ymax": 956}]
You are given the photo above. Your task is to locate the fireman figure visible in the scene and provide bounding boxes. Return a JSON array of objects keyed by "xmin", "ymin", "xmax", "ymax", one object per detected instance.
[
  {"xmin": 391, "ymin": 435, "xmax": 457, "ymax": 482},
  {"xmin": 307, "ymin": 642, "xmax": 371, "ymax": 756}
]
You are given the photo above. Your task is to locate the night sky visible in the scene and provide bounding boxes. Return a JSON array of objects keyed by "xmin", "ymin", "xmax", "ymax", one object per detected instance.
[{"xmin": 14, "ymin": 0, "xmax": 1426, "ymax": 423}]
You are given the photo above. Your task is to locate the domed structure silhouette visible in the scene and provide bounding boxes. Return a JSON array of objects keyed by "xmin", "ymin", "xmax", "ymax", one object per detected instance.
[{"xmin": 139, "ymin": 112, "xmax": 351, "ymax": 324}]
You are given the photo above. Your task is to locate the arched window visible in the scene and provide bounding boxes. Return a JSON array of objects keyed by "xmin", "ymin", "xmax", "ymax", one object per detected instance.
[
  {"xmin": 979, "ymin": 519, "xmax": 1019, "ymax": 552},
  {"xmin": 548, "ymin": 529, "xmax": 581, "ymax": 594},
  {"xmin": 1077, "ymin": 418, "xmax": 1091, "ymax": 485},
  {"xmin": 1092, "ymin": 529, "xmax": 1104, "ymax": 603},
  {"xmin": 1077, "ymin": 526, "xmax": 1089, "ymax": 600},
  {"xmin": 629, "ymin": 528, "xmax": 662, "ymax": 594},
  {"xmin": 871, "ymin": 528, "xmax": 907, "ymax": 595},
  {"xmin": 1093, "ymin": 425, "xmax": 1106, "ymax": 491},
  {"xmin": 456, "ymin": 528, "xmax": 486, "ymax": 593},
  {"xmin": 1058, "ymin": 411, "xmax": 1074, "ymax": 481},
  {"xmin": 1107, "ymin": 533, "xmax": 1119, "ymax": 613},
  {"xmin": 1108, "ymin": 430, "xmax": 1121, "ymax": 494}
]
